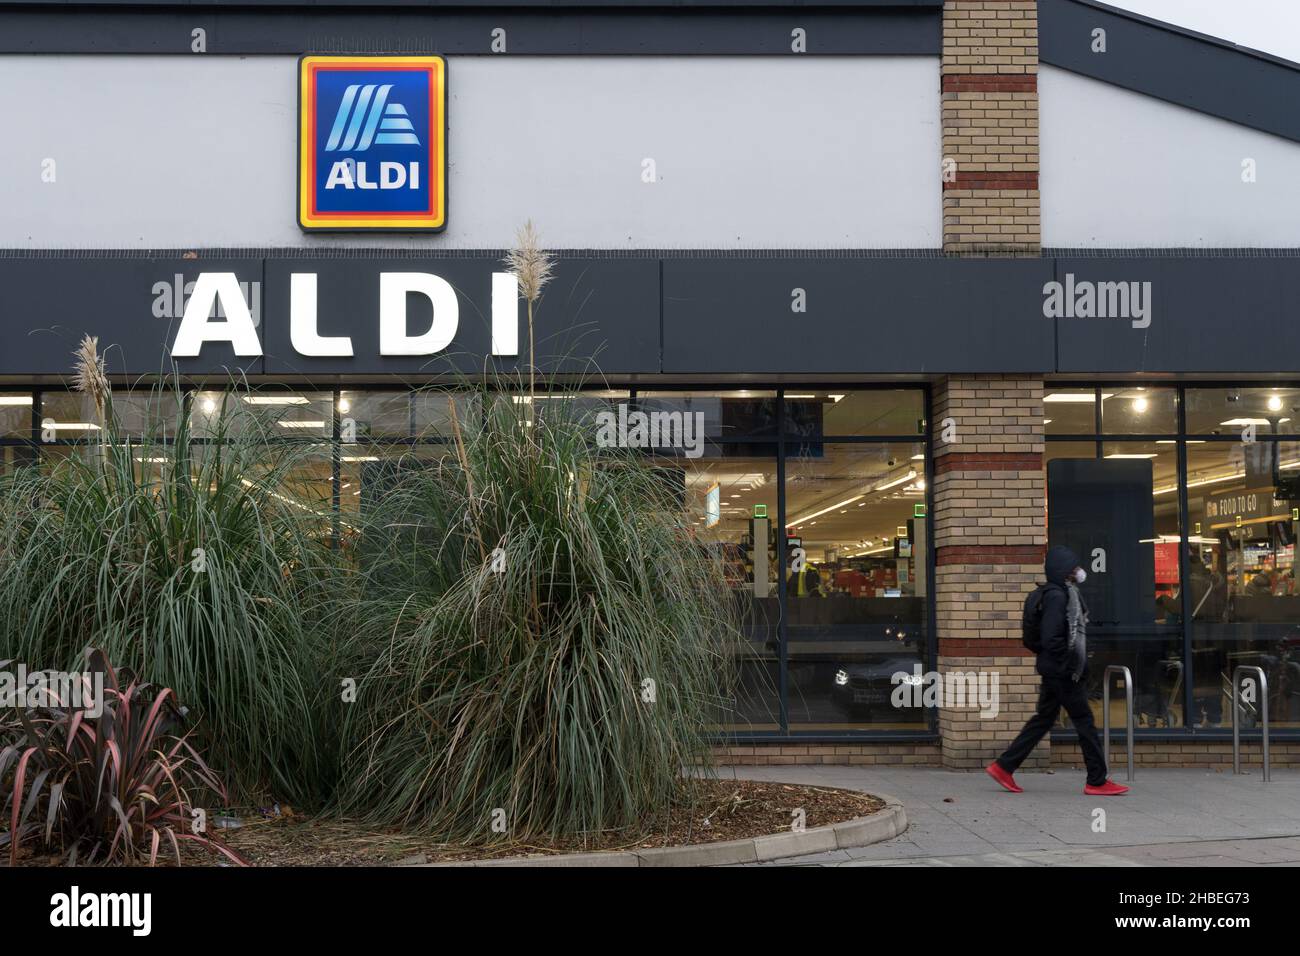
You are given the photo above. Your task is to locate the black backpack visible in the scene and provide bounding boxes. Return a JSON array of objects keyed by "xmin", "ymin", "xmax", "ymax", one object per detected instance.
[{"xmin": 1021, "ymin": 583, "xmax": 1056, "ymax": 653}]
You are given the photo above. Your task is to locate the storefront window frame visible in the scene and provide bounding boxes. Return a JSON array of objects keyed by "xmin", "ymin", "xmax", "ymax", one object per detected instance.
[
  {"xmin": 12, "ymin": 382, "xmax": 936, "ymax": 744},
  {"xmin": 1048, "ymin": 382, "xmax": 1300, "ymax": 742}
]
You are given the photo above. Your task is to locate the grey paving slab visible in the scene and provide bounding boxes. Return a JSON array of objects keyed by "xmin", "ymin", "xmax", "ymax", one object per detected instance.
[{"xmin": 722, "ymin": 766, "xmax": 1300, "ymax": 867}]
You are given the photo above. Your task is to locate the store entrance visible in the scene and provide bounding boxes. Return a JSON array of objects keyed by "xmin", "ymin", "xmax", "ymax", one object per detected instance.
[{"xmin": 1046, "ymin": 457, "xmax": 1184, "ymax": 729}]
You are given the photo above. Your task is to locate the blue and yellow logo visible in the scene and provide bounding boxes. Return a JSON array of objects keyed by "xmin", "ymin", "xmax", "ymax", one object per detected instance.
[{"xmin": 298, "ymin": 55, "xmax": 446, "ymax": 231}]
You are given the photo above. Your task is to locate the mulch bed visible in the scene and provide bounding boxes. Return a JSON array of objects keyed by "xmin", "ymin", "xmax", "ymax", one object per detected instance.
[{"xmin": 207, "ymin": 779, "xmax": 883, "ymax": 866}]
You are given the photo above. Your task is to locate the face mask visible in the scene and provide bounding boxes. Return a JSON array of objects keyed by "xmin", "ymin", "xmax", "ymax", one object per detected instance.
[{"xmin": 1073, "ymin": 568, "xmax": 1087, "ymax": 584}]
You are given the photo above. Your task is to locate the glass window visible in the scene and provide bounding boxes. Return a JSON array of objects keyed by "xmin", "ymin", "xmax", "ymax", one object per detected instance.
[
  {"xmin": 339, "ymin": 390, "xmax": 410, "ymax": 440},
  {"xmin": 340, "ymin": 443, "xmax": 452, "ymax": 530},
  {"xmin": 784, "ymin": 441, "xmax": 928, "ymax": 729},
  {"xmin": 0, "ymin": 393, "xmax": 32, "ymax": 439},
  {"xmin": 783, "ymin": 390, "xmax": 925, "ymax": 439},
  {"xmin": 411, "ymin": 389, "xmax": 479, "ymax": 439},
  {"xmin": 636, "ymin": 390, "xmax": 779, "ymax": 441},
  {"xmin": 40, "ymin": 392, "xmax": 104, "ymax": 442},
  {"xmin": 1186, "ymin": 387, "xmax": 1300, "ymax": 436},
  {"xmin": 107, "ymin": 389, "xmax": 183, "ymax": 440},
  {"xmin": 0, "ymin": 445, "xmax": 36, "ymax": 475},
  {"xmin": 38, "ymin": 444, "xmax": 84, "ymax": 476},
  {"xmin": 655, "ymin": 451, "xmax": 781, "ymax": 732},
  {"xmin": 531, "ymin": 390, "xmax": 628, "ymax": 431},
  {"xmin": 1185, "ymin": 440, "xmax": 1300, "ymax": 729},
  {"xmin": 15, "ymin": 384, "xmax": 942, "ymax": 739},
  {"xmin": 1043, "ymin": 388, "xmax": 1100, "ymax": 435},
  {"xmin": 263, "ymin": 392, "xmax": 332, "ymax": 439},
  {"xmin": 239, "ymin": 447, "xmax": 334, "ymax": 541},
  {"xmin": 1101, "ymin": 387, "xmax": 1176, "ymax": 435},
  {"xmin": 191, "ymin": 390, "xmax": 332, "ymax": 440}
]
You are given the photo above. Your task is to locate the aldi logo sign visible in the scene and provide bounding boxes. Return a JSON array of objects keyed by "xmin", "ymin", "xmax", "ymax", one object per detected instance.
[{"xmin": 298, "ymin": 55, "xmax": 447, "ymax": 232}]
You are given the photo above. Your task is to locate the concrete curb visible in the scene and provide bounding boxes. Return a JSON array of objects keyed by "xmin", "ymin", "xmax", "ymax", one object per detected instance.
[{"xmin": 410, "ymin": 793, "xmax": 907, "ymax": 867}]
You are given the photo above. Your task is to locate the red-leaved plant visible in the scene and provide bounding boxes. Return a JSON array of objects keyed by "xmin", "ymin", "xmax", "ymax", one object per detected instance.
[{"xmin": 0, "ymin": 649, "xmax": 246, "ymax": 866}]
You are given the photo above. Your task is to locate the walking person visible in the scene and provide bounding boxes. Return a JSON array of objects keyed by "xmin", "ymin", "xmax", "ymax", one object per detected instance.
[{"xmin": 986, "ymin": 545, "xmax": 1130, "ymax": 796}]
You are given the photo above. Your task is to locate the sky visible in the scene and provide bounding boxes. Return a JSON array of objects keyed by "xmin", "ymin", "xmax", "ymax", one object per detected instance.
[{"xmin": 1104, "ymin": 0, "xmax": 1300, "ymax": 63}]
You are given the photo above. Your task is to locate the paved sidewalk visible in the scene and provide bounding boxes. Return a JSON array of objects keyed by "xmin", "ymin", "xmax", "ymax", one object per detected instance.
[{"xmin": 713, "ymin": 765, "xmax": 1300, "ymax": 867}]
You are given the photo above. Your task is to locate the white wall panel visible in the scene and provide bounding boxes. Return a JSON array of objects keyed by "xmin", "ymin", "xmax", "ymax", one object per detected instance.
[
  {"xmin": 0, "ymin": 55, "xmax": 940, "ymax": 249},
  {"xmin": 1041, "ymin": 66, "xmax": 1300, "ymax": 247}
]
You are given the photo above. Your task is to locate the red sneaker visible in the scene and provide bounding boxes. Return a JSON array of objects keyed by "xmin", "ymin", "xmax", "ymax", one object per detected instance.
[
  {"xmin": 985, "ymin": 761, "xmax": 1023, "ymax": 793},
  {"xmin": 1084, "ymin": 779, "xmax": 1130, "ymax": 796}
]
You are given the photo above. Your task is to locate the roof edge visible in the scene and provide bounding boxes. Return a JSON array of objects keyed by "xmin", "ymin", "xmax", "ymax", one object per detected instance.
[{"xmin": 1040, "ymin": 0, "xmax": 1300, "ymax": 144}]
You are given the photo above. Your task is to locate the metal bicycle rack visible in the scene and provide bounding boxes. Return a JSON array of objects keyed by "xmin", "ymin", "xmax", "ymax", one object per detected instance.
[
  {"xmin": 1102, "ymin": 665, "xmax": 1135, "ymax": 782},
  {"xmin": 1232, "ymin": 665, "xmax": 1271, "ymax": 782}
]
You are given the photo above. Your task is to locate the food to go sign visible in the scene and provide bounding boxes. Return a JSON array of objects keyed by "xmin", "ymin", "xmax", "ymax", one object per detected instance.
[{"xmin": 298, "ymin": 55, "xmax": 447, "ymax": 232}]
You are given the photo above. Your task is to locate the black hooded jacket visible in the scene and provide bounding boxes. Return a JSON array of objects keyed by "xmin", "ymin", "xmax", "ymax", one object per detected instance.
[{"xmin": 1038, "ymin": 545, "xmax": 1084, "ymax": 680}]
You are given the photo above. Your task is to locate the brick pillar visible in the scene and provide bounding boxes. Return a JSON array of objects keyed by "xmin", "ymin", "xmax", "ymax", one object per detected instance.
[
  {"xmin": 932, "ymin": 376, "xmax": 1045, "ymax": 769},
  {"xmin": 942, "ymin": 0, "xmax": 1040, "ymax": 253}
]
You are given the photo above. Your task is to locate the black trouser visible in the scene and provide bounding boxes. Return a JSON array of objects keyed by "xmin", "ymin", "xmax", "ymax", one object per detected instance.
[{"xmin": 996, "ymin": 674, "xmax": 1108, "ymax": 786}]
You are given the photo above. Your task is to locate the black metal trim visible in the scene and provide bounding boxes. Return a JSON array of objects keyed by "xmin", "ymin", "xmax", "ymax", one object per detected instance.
[
  {"xmin": 0, "ymin": 4, "xmax": 941, "ymax": 56},
  {"xmin": 0, "ymin": 1, "xmax": 943, "ymax": 7},
  {"xmin": 1040, "ymin": 0, "xmax": 1300, "ymax": 144}
]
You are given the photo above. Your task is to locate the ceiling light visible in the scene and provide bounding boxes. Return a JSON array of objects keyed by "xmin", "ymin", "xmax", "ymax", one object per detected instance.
[
  {"xmin": 243, "ymin": 396, "xmax": 309, "ymax": 406},
  {"xmin": 0, "ymin": 396, "xmax": 33, "ymax": 406},
  {"xmin": 786, "ymin": 494, "xmax": 866, "ymax": 527},
  {"xmin": 45, "ymin": 422, "xmax": 100, "ymax": 431},
  {"xmin": 874, "ymin": 470, "xmax": 917, "ymax": 492},
  {"xmin": 277, "ymin": 420, "xmax": 326, "ymax": 429},
  {"xmin": 1045, "ymin": 392, "xmax": 1113, "ymax": 403},
  {"xmin": 1268, "ymin": 394, "xmax": 1284, "ymax": 412},
  {"xmin": 1104, "ymin": 453, "xmax": 1157, "ymax": 459},
  {"xmin": 1132, "ymin": 397, "xmax": 1149, "ymax": 413}
]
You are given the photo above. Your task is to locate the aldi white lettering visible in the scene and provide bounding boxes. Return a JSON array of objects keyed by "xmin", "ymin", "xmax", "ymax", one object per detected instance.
[
  {"xmin": 168, "ymin": 271, "xmax": 520, "ymax": 360},
  {"xmin": 379, "ymin": 272, "xmax": 459, "ymax": 356},
  {"xmin": 172, "ymin": 273, "xmax": 263, "ymax": 357},
  {"xmin": 290, "ymin": 273, "xmax": 353, "ymax": 357},
  {"xmin": 152, "ymin": 274, "xmax": 261, "ymax": 327},
  {"xmin": 324, "ymin": 160, "xmax": 421, "ymax": 191}
]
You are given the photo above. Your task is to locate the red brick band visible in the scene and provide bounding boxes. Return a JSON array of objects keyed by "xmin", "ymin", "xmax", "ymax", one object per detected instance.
[
  {"xmin": 939, "ymin": 639, "xmax": 1031, "ymax": 657},
  {"xmin": 944, "ymin": 172, "xmax": 1039, "ymax": 191},
  {"xmin": 933, "ymin": 452, "xmax": 1042, "ymax": 474},
  {"xmin": 936, "ymin": 545, "xmax": 1045, "ymax": 566},
  {"xmin": 941, "ymin": 75, "xmax": 1037, "ymax": 93}
]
